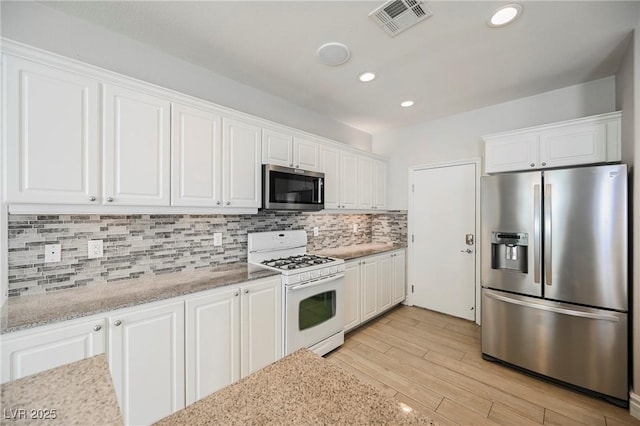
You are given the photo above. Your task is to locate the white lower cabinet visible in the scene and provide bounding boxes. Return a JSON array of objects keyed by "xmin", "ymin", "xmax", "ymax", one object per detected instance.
[
  {"xmin": 345, "ymin": 249, "xmax": 406, "ymax": 332},
  {"xmin": 109, "ymin": 300, "xmax": 185, "ymax": 426},
  {"xmin": 185, "ymin": 277, "xmax": 282, "ymax": 405},
  {"xmin": 0, "ymin": 317, "xmax": 106, "ymax": 384}
]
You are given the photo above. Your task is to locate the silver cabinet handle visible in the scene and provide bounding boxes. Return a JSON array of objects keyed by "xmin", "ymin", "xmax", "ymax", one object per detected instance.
[
  {"xmin": 460, "ymin": 249, "xmax": 472, "ymax": 253},
  {"xmin": 244, "ymin": 289, "xmax": 249, "ymax": 294},
  {"xmin": 234, "ymin": 292, "xmax": 239, "ymax": 297},
  {"xmin": 226, "ymin": 201, "xmax": 231, "ymax": 206},
  {"xmin": 289, "ymin": 164, "xmax": 293, "ymax": 167},
  {"xmin": 93, "ymin": 325, "xmax": 102, "ymax": 331},
  {"xmin": 89, "ymin": 196, "xmax": 96, "ymax": 202},
  {"xmin": 216, "ymin": 201, "xmax": 221, "ymax": 206},
  {"xmin": 106, "ymin": 197, "xmax": 114, "ymax": 203},
  {"xmin": 296, "ymin": 165, "xmax": 299, "ymax": 168},
  {"xmin": 541, "ymin": 162, "xmax": 547, "ymax": 166},
  {"xmin": 113, "ymin": 320, "xmax": 122, "ymax": 326},
  {"xmin": 530, "ymin": 163, "xmax": 535, "ymax": 167}
]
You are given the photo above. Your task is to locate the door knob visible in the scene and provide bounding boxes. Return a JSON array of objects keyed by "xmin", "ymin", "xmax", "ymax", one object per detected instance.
[{"xmin": 460, "ymin": 249, "xmax": 473, "ymax": 254}]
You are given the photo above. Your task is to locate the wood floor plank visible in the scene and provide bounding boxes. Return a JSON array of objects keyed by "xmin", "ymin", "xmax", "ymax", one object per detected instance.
[
  {"xmin": 395, "ymin": 393, "xmax": 461, "ymax": 426},
  {"xmin": 444, "ymin": 321, "xmax": 481, "ymax": 339},
  {"xmin": 489, "ymin": 402, "xmax": 543, "ymax": 426},
  {"xmin": 351, "ymin": 343, "xmax": 494, "ymax": 417},
  {"xmin": 359, "ymin": 325, "xmax": 430, "ymax": 357},
  {"xmin": 544, "ymin": 409, "xmax": 592, "ymax": 426},
  {"xmin": 348, "ymin": 330, "xmax": 392, "ymax": 354},
  {"xmin": 436, "ymin": 398, "xmax": 502, "ymax": 426},
  {"xmin": 374, "ymin": 322, "xmax": 468, "ymax": 360},
  {"xmin": 325, "ymin": 356, "xmax": 398, "ymax": 398},
  {"xmin": 605, "ymin": 415, "xmax": 640, "ymax": 426},
  {"xmin": 388, "ymin": 306, "xmax": 449, "ymax": 328}
]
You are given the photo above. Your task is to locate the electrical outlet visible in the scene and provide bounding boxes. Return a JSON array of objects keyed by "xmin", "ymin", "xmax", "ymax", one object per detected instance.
[
  {"xmin": 353, "ymin": 224, "xmax": 358, "ymax": 233},
  {"xmin": 213, "ymin": 233, "xmax": 223, "ymax": 247},
  {"xmin": 44, "ymin": 243, "xmax": 61, "ymax": 263},
  {"xmin": 88, "ymin": 240, "xmax": 104, "ymax": 259},
  {"xmin": 313, "ymin": 227, "xmax": 319, "ymax": 237}
]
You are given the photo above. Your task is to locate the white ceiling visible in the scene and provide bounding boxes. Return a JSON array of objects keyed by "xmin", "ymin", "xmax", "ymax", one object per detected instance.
[{"xmin": 42, "ymin": 1, "xmax": 640, "ymax": 134}]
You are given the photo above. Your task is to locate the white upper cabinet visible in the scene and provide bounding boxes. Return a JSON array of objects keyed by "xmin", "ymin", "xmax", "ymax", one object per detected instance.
[
  {"xmin": 222, "ymin": 117, "xmax": 262, "ymax": 208},
  {"xmin": 319, "ymin": 146, "xmax": 340, "ymax": 209},
  {"xmin": 340, "ymin": 151, "xmax": 359, "ymax": 209},
  {"xmin": 357, "ymin": 156, "xmax": 374, "ymax": 209},
  {"xmin": 104, "ymin": 84, "xmax": 171, "ymax": 206},
  {"xmin": 171, "ymin": 102, "xmax": 223, "ymax": 207},
  {"xmin": 293, "ymin": 137, "xmax": 320, "ymax": 171},
  {"xmin": 484, "ymin": 112, "xmax": 621, "ymax": 174},
  {"xmin": 373, "ymin": 160, "xmax": 387, "ymax": 210},
  {"xmin": 262, "ymin": 129, "xmax": 294, "ymax": 167},
  {"xmin": 5, "ymin": 56, "xmax": 100, "ymax": 204}
]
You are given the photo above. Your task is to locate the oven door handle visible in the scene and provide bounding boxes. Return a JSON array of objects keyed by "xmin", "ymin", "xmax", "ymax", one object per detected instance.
[{"xmin": 287, "ymin": 273, "xmax": 344, "ymax": 292}]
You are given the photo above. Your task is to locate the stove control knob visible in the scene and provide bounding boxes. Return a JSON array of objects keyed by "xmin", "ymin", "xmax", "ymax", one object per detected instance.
[
  {"xmin": 320, "ymin": 269, "xmax": 329, "ymax": 276},
  {"xmin": 301, "ymin": 272, "xmax": 310, "ymax": 281},
  {"xmin": 329, "ymin": 266, "xmax": 337, "ymax": 274},
  {"xmin": 311, "ymin": 270, "xmax": 321, "ymax": 279}
]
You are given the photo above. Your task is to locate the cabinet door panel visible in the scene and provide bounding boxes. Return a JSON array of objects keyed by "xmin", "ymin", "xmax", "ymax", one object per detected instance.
[
  {"xmin": 361, "ymin": 259, "xmax": 378, "ymax": 322},
  {"xmin": 222, "ymin": 118, "xmax": 262, "ymax": 208},
  {"xmin": 485, "ymin": 136, "xmax": 539, "ymax": 173},
  {"xmin": 374, "ymin": 160, "xmax": 387, "ymax": 210},
  {"xmin": 320, "ymin": 147, "xmax": 340, "ymax": 209},
  {"xmin": 392, "ymin": 251, "xmax": 406, "ymax": 305},
  {"xmin": 6, "ymin": 56, "xmax": 99, "ymax": 204},
  {"xmin": 377, "ymin": 255, "xmax": 393, "ymax": 312},
  {"xmin": 1, "ymin": 318, "xmax": 105, "ymax": 384},
  {"xmin": 109, "ymin": 301, "xmax": 185, "ymax": 425},
  {"xmin": 293, "ymin": 137, "xmax": 320, "ymax": 171},
  {"xmin": 104, "ymin": 85, "xmax": 171, "ymax": 205},
  {"xmin": 343, "ymin": 261, "xmax": 361, "ymax": 332},
  {"xmin": 185, "ymin": 288, "xmax": 240, "ymax": 404},
  {"xmin": 262, "ymin": 129, "xmax": 293, "ymax": 167},
  {"xmin": 358, "ymin": 156, "xmax": 374, "ymax": 209},
  {"xmin": 539, "ymin": 123, "xmax": 606, "ymax": 168},
  {"xmin": 171, "ymin": 103, "xmax": 222, "ymax": 206},
  {"xmin": 240, "ymin": 278, "xmax": 282, "ymax": 377},
  {"xmin": 340, "ymin": 152, "xmax": 359, "ymax": 209}
]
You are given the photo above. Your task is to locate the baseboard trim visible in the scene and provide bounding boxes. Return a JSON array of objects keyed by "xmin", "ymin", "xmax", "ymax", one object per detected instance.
[{"xmin": 631, "ymin": 391, "xmax": 640, "ymax": 420}]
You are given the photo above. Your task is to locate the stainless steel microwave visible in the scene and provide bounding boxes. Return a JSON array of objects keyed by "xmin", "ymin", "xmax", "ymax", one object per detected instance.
[{"xmin": 262, "ymin": 164, "xmax": 324, "ymax": 211}]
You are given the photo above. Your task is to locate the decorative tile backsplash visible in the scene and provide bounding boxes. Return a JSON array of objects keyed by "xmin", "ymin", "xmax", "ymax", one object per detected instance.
[{"xmin": 8, "ymin": 211, "xmax": 407, "ymax": 297}]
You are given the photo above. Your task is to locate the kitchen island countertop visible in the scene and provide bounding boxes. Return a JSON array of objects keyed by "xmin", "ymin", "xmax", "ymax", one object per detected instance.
[
  {"xmin": 317, "ymin": 243, "xmax": 407, "ymax": 261},
  {"xmin": 1, "ymin": 262, "xmax": 279, "ymax": 334},
  {"xmin": 154, "ymin": 348, "xmax": 434, "ymax": 425}
]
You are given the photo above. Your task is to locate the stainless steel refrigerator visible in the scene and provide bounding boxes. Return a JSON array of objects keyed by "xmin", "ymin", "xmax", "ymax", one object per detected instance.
[{"xmin": 481, "ymin": 164, "xmax": 628, "ymax": 404}]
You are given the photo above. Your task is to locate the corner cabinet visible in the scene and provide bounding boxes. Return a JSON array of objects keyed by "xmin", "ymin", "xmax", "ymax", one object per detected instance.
[
  {"xmin": 484, "ymin": 112, "xmax": 621, "ymax": 174},
  {"xmin": 222, "ymin": 118, "xmax": 262, "ymax": 208},
  {"xmin": 344, "ymin": 249, "xmax": 406, "ymax": 332}
]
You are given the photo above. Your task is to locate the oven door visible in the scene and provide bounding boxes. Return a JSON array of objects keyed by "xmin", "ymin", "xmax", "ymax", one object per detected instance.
[
  {"xmin": 263, "ymin": 164, "xmax": 324, "ymax": 211},
  {"xmin": 285, "ymin": 274, "xmax": 344, "ymax": 355}
]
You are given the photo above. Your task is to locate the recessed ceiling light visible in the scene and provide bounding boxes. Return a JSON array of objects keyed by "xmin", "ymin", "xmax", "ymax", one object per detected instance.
[
  {"xmin": 317, "ymin": 42, "xmax": 351, "ymax": 66},
  {"xmin": 400, "ymin": 100, "xmax": 414, "ymax": 108},
  {"xmin": 488, "ymin": 4, "xmax": 522, "ymax": 27},
  {"xmin": 358, "ymin": 72, "xmax": 376, "ymax": 82}
]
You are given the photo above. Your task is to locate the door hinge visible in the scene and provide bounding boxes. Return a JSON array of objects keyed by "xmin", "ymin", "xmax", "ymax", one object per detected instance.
[
  {"xmin": 411, "ymin": 234, "xmax": 414, "ymax": 243},
  {"xmin": 411, "ymin": 285, "xmax": 414, "ymax": 293}
]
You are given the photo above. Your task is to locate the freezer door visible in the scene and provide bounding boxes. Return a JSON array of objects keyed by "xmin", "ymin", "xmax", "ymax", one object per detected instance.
[
  {"xmin": 481, "ymin": 172, "xmax": 542, "ymax": 297},
  {"xmin": 543, "ymin": 165, "xmax": 627, "ymax": 310},
  {"xmin": 482, "ymin": 289, "xmax": 628, "ymax": 401}
]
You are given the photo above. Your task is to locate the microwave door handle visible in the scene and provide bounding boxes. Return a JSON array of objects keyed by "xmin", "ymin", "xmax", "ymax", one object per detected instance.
[{"xmin": 318, "ymin": 178, "xmax": 323, "ymax": 203}]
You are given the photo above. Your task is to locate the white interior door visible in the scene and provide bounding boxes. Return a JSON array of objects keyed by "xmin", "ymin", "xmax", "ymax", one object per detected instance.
[{"xmin": 411, "ymin": 163, "xmax": 477, "ymax": 320}]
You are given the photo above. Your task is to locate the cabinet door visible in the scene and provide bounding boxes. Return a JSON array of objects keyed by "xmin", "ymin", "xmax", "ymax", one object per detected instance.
[
  {"xmin": 109, "ymin": 301, "xmax": 185, "ymax": 425},
  {"xmin": 539, "ymin": 122, "xmax": 607, "ymax": 169},
  {"xmin": 320, "ymin": 147, "xmax": 340, "ymax": 209},
  {"xmin": 392, "ymin": 251, "xmax": 406, "ymax": 305},
  {"xmin": 104, "ymin": 84, "xmax": 171, "ymax": 206},
  {"xmin": 373, "ymin": 160, "xmax": 387, "ymax": 210},
  {"xmin": 1, "ymin": 318, "xmax": 105, "ymax": 384},
  {"xmin": 293, "ymin": 137, "xmax": 320, "ymax": 171},
  {"xmin": 262, "ymin": 129, "xmax": 293, "ymax": 167},
  {"xmin": 360, "ymin": 259, "xmax": 378, "ymax": 322},
  {"xmin": 185, "ymin": 288, "xmax": 240, "ymax": 405},
  {"xmin": 222, "ymin": 118, "xmax": 262, "ymax": 208},
  {"xmin": 240, "ymin": 277, "xmax": 282, "ymax": 377},
  {"xmin": 484, "ymin": 135, "xmax": 539, "ymax": 173},
  {"xmin": 343, "ymin": 261, "xmax": 361, "ymax": 332},
  {"xmin": 377, "ymin": 254, "xmax": 393, "ymax": 312},
  {"xmin": 340, "ymin": 152, "xmax": 359, "ymax": 209},
  {"xmin": 171, "ymin": 103, "xmax": 222, "ymax": 207},
  {"xmin": 357, "ymin": 156, "xmax": 374, "ymax": 209},
  {"xmin": 5, "ymin": 56, "xmax": 100, "ymax": 204}
]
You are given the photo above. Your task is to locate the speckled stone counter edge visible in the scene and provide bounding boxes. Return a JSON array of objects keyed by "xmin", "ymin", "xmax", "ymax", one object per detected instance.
[
  {"xmin": 1, "ymin": 263, "xmax": 279, "ymax": 334},
  {"xmin": 318, "ymin": 243, "xmax": 407, "ymax": 260}
]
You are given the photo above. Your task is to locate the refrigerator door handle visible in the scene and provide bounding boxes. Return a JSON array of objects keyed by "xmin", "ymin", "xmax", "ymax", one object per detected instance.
[
  {"xmin": 484, "ymin": 291, "xmax": 620, "ymax": 322},
  {"xmin": 544, "ymin": 184, "xmax": 552, "ymax": 286},
  {"xmin": 533, "ymin": 184, "xmax": 541, "ymax": 284}
]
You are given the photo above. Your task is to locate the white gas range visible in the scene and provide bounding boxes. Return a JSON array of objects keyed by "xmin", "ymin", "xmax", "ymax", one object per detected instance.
[{"xmin": 248, "ymin": 230, "xmax": 345, "ymax": 356}]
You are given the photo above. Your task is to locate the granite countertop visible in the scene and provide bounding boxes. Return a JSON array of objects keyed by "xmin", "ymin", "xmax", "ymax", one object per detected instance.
[
  {"xmin": 155, "ymin": 348, "xmax": 434, "ymax": 425},
  {"xmin": 317, "ymin": 243, "xmax": 407, "ymax": 261},
  {"xmin": 1, "ymin": 263, "xmax": 278, "ymax": 334},
  {"xmin": 0, "ymin": 354, "xmax": 122, "ymax": 425}
]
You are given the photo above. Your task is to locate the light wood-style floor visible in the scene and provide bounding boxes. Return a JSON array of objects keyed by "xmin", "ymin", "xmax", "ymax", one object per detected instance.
[{"xmin": 326, "ymin": 305, "xmax": 639, "ymax": 426}]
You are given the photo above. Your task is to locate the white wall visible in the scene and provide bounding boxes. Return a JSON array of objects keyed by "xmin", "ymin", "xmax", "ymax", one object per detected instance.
[
  {"xmin": 0, "ymin": 1, "xmax": 372, "ymax": 151},
  {"xmin": 372, "ymin": 77, "xmax": 616, "ymax": 210}
]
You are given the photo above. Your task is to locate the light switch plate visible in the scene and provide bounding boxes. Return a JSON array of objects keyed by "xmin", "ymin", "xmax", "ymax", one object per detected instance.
[
  {"xmin": 44, "ymin": 244, "xmax": 61, "ymax": 263},
  {"xmin": 353, "ymin": 224, "xmax": 358, "ymax": 233},
  {"xmin": 313, "ymin": 227, "xmax": 319, "ymax": 237},
  {"xmin": 88, "ymin": 240, "xmax": 104, "ymax": 259},
  {"xmin": 213, "ymin": 233, "xmax": 223, "ymax": 247}
]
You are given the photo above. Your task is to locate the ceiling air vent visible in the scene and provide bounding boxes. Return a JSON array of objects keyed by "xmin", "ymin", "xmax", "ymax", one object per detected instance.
[{"xmin": 369, "ymin": 0, "xmax": 433, "ymax": 37}]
